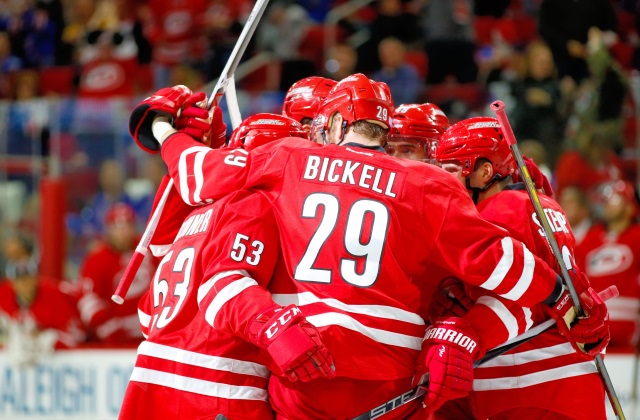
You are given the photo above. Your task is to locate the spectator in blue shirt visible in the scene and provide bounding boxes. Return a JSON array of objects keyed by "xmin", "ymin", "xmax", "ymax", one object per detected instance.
[{"xmin": 372, "ymin": 37, "xmax": 423, "ymax": 105}]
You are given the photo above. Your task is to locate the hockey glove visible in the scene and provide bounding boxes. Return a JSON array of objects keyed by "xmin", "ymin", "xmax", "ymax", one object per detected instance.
[
  {"xmin": 129, "ymin": 85, "xmax": 193, "ymax": 154},
  {"xmin": 546, "ymin": 269, "xmax": 611, "ymax": 360},
  {"xmin": 174, "ymin": 93, "xmax": 228, "ymax": 149},
  {"xmin": 247, "ymin": 304, "xmax": 336, "ymax": 382},
  {"xmin": 413, "ymin": 317, "xmax": 482, "ymax": 413},
  {"xmin": 428, "ymin": 277, "xmax": 475, "ymax": 323}
]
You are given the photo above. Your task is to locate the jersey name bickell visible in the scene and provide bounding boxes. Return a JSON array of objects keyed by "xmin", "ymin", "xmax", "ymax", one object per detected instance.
[{"xmin": 302, "ymin": 155, "xmax": 399, "ymax": 198}]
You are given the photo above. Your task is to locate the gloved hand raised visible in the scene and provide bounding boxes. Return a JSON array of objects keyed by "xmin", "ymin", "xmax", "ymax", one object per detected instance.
[
  {"xmin": 129, "ymin": 85, "xmax": 194, "ymax": 154},
  {"xmin": 174, "ymin": 93, "xmax": 227, "ymax": 149}
]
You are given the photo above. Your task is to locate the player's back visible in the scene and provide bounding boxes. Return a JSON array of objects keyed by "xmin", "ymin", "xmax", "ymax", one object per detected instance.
[
  {"xmin": 245, "ymin": 138, "xmax": 527, "ymax": 380},
  {"xmin": 121, "ymin": 192, "xmax": 275, "ymax": 420}
]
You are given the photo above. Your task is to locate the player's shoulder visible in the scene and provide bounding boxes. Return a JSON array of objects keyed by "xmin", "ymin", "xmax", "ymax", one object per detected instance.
[
  {"xmin": 251, "ymin": 137, "xmax": 319, "ymax": 155},
  {"xmin": 222, "ymin": 189, "xmax": 274, "ymax": 219}
]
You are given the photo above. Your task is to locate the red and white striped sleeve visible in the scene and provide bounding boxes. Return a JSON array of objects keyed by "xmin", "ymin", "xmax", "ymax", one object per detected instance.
[
  {"xmin": 160, "ymin": 132, "xmax": 249, "ymax": 206},
  {"xmin": 429, "ymin": 183, "xmax": 562, "ymax": 308},
  {"xmin": 195, "ymin": 193, "xmax": 282, "ymax": 340}
]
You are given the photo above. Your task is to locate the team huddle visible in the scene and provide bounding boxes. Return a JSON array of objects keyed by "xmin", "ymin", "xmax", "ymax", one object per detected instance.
[{"xmin": 118, "ymin": 74, "xmax": 611, "ymax": 419}]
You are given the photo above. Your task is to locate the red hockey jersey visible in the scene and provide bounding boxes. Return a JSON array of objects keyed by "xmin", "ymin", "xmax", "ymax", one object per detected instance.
[
  {"xmin": 576, "ymin": 223, "xmax": 640, "ymax": 351},
  {"xmin": 0, "ymin": 279, "xmax": 84, "ymax": 349},
  {"xmin": 120, "ymin": 191, "xmax": 281, "ymax": 420},
  {"xmin": 78, "ymin": 243, "xmax": 157, "ymax": 344},
  {"xmin": 465, "ymin": 187, "xmax": 605, "ymax": 419},
  {"xmin": 160, "ymin": 134, "xmax": 561, "ymax": 383}
]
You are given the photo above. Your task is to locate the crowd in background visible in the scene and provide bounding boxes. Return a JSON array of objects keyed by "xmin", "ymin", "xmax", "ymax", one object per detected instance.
[{"xmin": 0, "ymin": 0, "xmax": 639, "ymax": 358}]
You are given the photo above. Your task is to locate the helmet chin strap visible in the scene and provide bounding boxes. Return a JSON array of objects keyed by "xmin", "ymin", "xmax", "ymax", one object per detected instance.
[
  {"xmin": 465, "ymin": 174, "xmax": 504, "ymax": 204},
  {"xmin": 335, "ymin": 120, "xmax": 349, "ymax": 146}
]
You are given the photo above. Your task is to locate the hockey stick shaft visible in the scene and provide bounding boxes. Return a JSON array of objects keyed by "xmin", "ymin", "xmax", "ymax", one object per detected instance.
[
  {"xmin": 352, "ymin": 286, "xmax": 619, "ymax": 420},
  {"xmin": 491, "ymin": 100, "xmax": 626, "ymax": 420},
  {"xmin": 111, "ymin": 0, "xmax": 269, "ymax": 304}
]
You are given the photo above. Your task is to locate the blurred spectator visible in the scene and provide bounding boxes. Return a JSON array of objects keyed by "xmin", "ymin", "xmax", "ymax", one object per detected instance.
[
  {"xmin": 0, "ymin": 256, "xmax": 84, "ymax": 366},
  {"xmin": 81, "ymin": 159, "xmax": 136, "ymax": 237},
  {"xmin": 324, "ymin": 43, "xmax": 357, "ymax": 81},
  {"xmin": 510, "ymin": 41, "xmax": 565, "ymax": 159},
  {"xmin": 357, "ymin": 0, "xmax": 421, "ymax": 73},
  {"xmin": 564, "ymin": 27, "xmax": 628, "ymax": 150},
  {"xmin": 0, "ymin": 30, "xmax": 22, "ymax": 98},
  {"xmin": 539, "ymin": 0, "xmax": 617, "ymax": 83},
  {"xmin": 14, "ymin": 68, "xmax": 40, "ymax": 100},
  {"xmin": 519, "ymin": 139, "xmax": 553, "ymax": 183},
  {"xmin": 131, "ymin": 155, "xmax": 167, "ymax": 223},
  {"xmin": 76, "ymin": 203, "xmax": 155, "ymax": 345},
  {"xmin": 575, "ymin": 181, "xmax": 640, "ymax": 351},
  {"xmin": 140, "ymin": 0, "xmax": 207, "ymax": 88},
  {"xmin": 60, "ymin": 0, "xmax": 97, "ymax": 65},
  {"xmin": 554, "ymin": 125, "xmax": 625, "ymax": 197},
  {"xmin": 372, "ymin": 37, "xmax": 422, "ymax": 104},
  {"xmin": 558, "ymin": 186, "xmax": 592, "ymax": 247},
  {"xmin": 420, "ymin": 0, "xmax": 478, "ymax": 84},
  {"xmin": 20, "ymin": 1, "xmax": 58, "ymax": 68},
  {"xmin": 257, "ymin": 1, "xmax": 310, "ymax": 60}
]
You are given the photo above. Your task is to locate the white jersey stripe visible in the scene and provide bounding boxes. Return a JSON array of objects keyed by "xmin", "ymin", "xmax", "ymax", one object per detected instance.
[
  {"xmin": 477, "ymin": 342, "xmax": 577, "ymax": 368},
  {"xmin": 130, "ymin": 367, "xmax": 268, "ymax": 401},
  {"xmin": 480, "ymin": 237, "xmax": 514, "ymax": 291},
  {"xmin": 193, "ymin": 150, "xmax": 206, "ymax": 204},
  {"xmin": 138, "ymin": 309, "xmax": 151, "ymax": 328},
  {"xmin": 198, "ymin": 270, "xmax": 249, "ymax": 306},
  {"xmin": 306, "ymin": 312, "xmax": 422, "ymax": 351},
  {"xmin": 500, "ymin": 243, "xmax": 535, "ymax": 301},
  {"xmin": 473, "ymin": 360, "xmax": 598, "ymax": 391},
  {"xmin": 523, "ymin": 307, "xmax": 534, "ymax": 331},
  {"xmin": 204, "ymin": 277, "xmax": 258, "ymax": 327},
  {"xmin": 138, "ymin": 341, "xmax": 269, "ymax": 378},
  {"xmin": 272, "ymin": 292, "xmax": 425, "ymax": 325},
  {"xmin": 476, "ymin": 295, "xmax": 519, "ymax": 340},
  {"xmin": 178, "ymin": 146, "xmax": 211, "ymax": 205}
]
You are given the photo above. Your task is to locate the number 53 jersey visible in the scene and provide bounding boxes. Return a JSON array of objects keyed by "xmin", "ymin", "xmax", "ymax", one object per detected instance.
[
  {"xmin": 161, "ymin": 134, "xmax": 561, "ymax": 382},
  {"xmin": 120, "ymin": 190, "xmax": 281, "ymax": 420}
]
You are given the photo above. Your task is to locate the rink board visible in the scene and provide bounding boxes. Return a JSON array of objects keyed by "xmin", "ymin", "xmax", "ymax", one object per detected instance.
[{"xmin": 0, "ymin": 350, "xmax": 638, "ymax": 419}]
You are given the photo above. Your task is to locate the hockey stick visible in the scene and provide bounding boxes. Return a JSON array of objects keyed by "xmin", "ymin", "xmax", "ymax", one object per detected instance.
[
  {"xmin": 112, "ymin": 0, "xmax": 270, "ymax": 304},
  {"xmin": 351, "ymin": 286, "xmax": 620, "ymax": 420},
  {"xmin": 491, "ymin": 100, "xmax": 626, "ymax": 420}
]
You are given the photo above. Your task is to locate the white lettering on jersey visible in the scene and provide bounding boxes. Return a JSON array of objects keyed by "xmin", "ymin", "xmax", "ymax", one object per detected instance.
[
  {"xmin": 174, "ymin": 209, "xmax": 213, "ymax": 242},
  {"xmin": 531, "ymin": 208, "xmax": 570, "ymax": 237},
  {"xmin": 424, "ymin": 327, "xmax": 477, "ymax": 354},
  {"xmin": 303, "ymin": 155, "xmax": 398, "ymax": 198}
]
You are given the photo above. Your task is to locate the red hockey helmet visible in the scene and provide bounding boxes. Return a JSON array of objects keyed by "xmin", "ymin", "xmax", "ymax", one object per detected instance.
[
  {"xmin": 314, "ymin": 73, "xmax": 393, "ymax": 139},
  {"xmin": 599, "ymin": 180, "xmax": 639, "ymax": 218},
  {"xmin": 390, "ymin": 103, "xmax": 450, "ymax": 141},
  {"xmin": 434, "ymin": 117, "xmax": 515, "ymax": 179},
  {"xmin": 228, "ymin": 113, "xmax": 308, "ymax": 151},
  {"xmin": 282, "ymin": 77, "xmax": 337, "ymax": 124}
]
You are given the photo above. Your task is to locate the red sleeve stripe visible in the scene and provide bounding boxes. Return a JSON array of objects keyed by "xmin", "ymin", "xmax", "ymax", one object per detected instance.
[
  {"xmin": 204, "ymin": 277, "xmax": 259, "ymax": 327},
  {"xmin": 499, "ymin": 243, "xmax": 535, "ymax": 302},
  {"xmin": 271, "ymin": 291, "xmax": 425, "ymax": 326},
  {"xmin": 476, "ymin": 295, "xmax": 520, "ymax": 341},
  {"xmin": 480, "ymin": 237, "xmax": 514, "ymax": 291},
  {"xmin": 138, "ymin": 341, "xmax": 269, "ymax": 378}
]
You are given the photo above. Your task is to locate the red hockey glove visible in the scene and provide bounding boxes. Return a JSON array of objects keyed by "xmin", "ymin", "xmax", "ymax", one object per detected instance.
[
  {"xmin": 413, "ymin": 317, "xmax": 482, "ymax": 413},
  {"xmin": 129, "ymin": 85, "xmax": 193, "ymax": 154},
  {"xmin": 546, "ymin": 269, "xmax": 611, "ymax": 360},
  {"xmin": 428, "ymin": 277, "xmax": 475, "ymax": 323},
  {"xmin": 247, "ymin": 304, "xmax": 336, "ymax": 382},
  {"xmin": 174, "ymin": 93, "xmax": 227, "ymax": 149},
  {"xmin": 513, "ymin": 155, "xmax": 554, "ymax": 197}
]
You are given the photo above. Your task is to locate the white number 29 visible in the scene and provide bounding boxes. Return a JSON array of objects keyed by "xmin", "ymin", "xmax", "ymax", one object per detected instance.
[{"xmin": 376, "ymin": 105, "xmax": 388, "ymax": 121}]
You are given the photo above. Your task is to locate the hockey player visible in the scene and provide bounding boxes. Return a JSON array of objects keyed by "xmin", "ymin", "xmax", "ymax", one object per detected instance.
[
  {"xmin": 120, "ymin": 112, "xmax": 332, "ymax": 419},
  {"xmin": 129, "ymin": 76, "xmax": 574, "ymax": 417},
  {"xmin": 385, "ymin": 102, "xmax": 449, "ymax": 162},
  {"xmin": 282, "ymin": 76, "xmax": 336, "ymax": 129},
  {"xmin": 431, "ymin": 117, "xmax": 610, "ymax": 419},
  {"xmin": 576, "ymin": 180, "xmax": 640, "ymax": 351},
  {"xmin": 228, "ymin": 113, "xmax": 308, "ymax": 150}
]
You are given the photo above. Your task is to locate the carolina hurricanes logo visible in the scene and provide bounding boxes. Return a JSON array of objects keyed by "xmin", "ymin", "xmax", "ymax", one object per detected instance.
[
  {"xmin": 82, "ymin": 63, "xmax": 125, "ymax": 91},
  {"xmin": 586, "ymin": 244, "xmax": 634, "ymax": 277}
]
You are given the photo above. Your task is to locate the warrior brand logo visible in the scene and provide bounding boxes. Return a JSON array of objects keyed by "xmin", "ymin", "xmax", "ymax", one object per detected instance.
[
  {"xmin": 468, "ymin": 121, "xmax": 500, "ymax": 129},
  {"xmin": 252, "ymin": 119, "xmax": 286, "ymax": 126},
  {"xmin": 438, "ymin": 345, "xmax": 445, "ymax": 358},
  {"xmin": 424, "ymin": 327, "xmax": 477, "ymax": 354}
]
